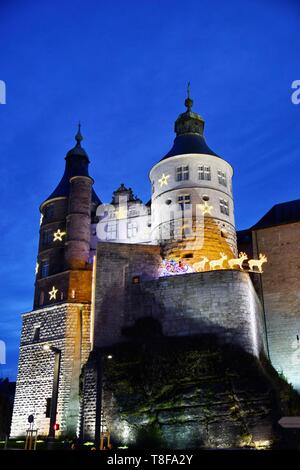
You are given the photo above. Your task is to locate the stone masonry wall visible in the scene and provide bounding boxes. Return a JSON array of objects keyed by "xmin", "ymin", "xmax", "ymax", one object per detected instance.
[
  {"xmin": 253, "ymin": 222, "xmax": 300, "ymax": 391},
  {"xmin": 94, "ymin": 242, "xmax": 266, "ymax": 358},
  {"xmin": 10, "ymin": 303, "xmax": 91, "ymax": 438}
]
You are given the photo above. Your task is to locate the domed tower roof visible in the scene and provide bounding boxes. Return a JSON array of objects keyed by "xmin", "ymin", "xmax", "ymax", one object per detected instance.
[
  {"xmin": 161, "ymin": 84, "xmax": 218, "ymax": 160},
  {"xmin": 43, "ymin": 123, "xmax": 101, "ymax": 205}
]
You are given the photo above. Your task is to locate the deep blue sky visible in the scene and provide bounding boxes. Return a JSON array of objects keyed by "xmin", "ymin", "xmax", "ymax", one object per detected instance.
[{"xmin": 0, "ymin": 0, "xmax": 299, "ymax": 380}]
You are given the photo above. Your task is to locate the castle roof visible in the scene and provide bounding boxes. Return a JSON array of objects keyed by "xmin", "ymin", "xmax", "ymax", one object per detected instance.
[
  {"xmin": 43, "ymin": 124, "xmax": 101, "ymax": 206},
  {"xmin": 161, "ymin": 85, "xmax": 219, "ymax": 160},
  {"xmin": 252, "ymin": 199, "xmax": 300, "ymax": 230}
]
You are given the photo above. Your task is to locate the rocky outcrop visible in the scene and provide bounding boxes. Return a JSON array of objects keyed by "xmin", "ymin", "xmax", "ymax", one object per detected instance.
[{"xmin": 101, "ymin": 335, "xmax": 300, "ymax": 449}]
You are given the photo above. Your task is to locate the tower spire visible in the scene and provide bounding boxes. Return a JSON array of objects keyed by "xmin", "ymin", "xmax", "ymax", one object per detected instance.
[
  {"xmin": 184, "ymin": 82, "xmax": 193, "ymax": 112},
  {"xmin": 75, "ymin": 121, "xmax": 83, "ymax": 146}
]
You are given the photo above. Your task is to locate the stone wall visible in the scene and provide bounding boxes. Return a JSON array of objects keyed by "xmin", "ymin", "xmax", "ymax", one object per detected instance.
[
  {"xmin": 10, "ymin": 303, "xmax": 91, "ymax": 438},
  {"xmin": 252, "ymin": 222, "xmax": 300, "ymax": 391},
  {"xmin": 93, "ymin": 243, "xmax": 161, "ymax": 349},
  {"xmin": 94, "ymin": 242, "xmax": 266, "ymax": 358}
]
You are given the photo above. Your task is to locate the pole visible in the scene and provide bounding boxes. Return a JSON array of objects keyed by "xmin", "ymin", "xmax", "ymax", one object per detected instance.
[
  {"xmin": 47, "ymin": 347, "xmax": 61, "ymax": 446},
  {"xmin": 95, "ymin": 353, "xmax": 103, "ymax": 449}
]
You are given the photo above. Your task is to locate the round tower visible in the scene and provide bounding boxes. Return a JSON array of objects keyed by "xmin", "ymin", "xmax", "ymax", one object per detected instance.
[
  {"xmin": 35, "ymin": 125, "xmax": 101, "ymax": 308},
  {"xmin": 64, "ymin": 127, "xmax": 93, "ymax": 270},
  {"xmin": 149, "ymin": 89, "xmax": 237, "ymax": 265}
]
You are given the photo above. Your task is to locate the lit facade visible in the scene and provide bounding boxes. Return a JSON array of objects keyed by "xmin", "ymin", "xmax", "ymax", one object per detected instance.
[{"xmin": 10, "ymin": 94, "xmax": 300, "ymax": 445}]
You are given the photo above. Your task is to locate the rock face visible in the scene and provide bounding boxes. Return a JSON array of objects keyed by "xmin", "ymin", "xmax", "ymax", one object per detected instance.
[{"xmin": 100, "ymin": 335, "xmax": 300, "ymax": 449}]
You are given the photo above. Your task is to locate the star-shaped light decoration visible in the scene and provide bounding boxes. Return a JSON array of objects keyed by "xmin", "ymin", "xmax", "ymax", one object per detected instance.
[
  {"xmin": 53, "ymin": 229, "xmax": 66, "ymax": 242},
  {"xmin": 35, "ymin": 262, "xmax": 39, "ymax": 275},
  {"xmin": 40, "ymin": 214, "xmax": 44, "ymax": 226},
  {"xmin": 199, "ymin": 201, "xmax": 213, "ymax": 215},
  {"xmin": 49, "ymin": 286, "xmax": 58, "ymax": 300},
  {"xmin": 158, "ymin": 173, "xmax": 170, "ymax": 187}
]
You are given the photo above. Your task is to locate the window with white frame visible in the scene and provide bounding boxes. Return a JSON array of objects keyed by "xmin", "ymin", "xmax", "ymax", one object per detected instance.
[
  {"xmin": 177, "ymin": 194, "xmax": 191, "ymax": 209},
  {"xmin": 176, "ymin": 166, "xmax": 189, "ymax": 181},
  {"xmin": 106, "ymin": 222, "xmax": 117, "ymax": 240},
  {"xmin": 198, "ymin": 165, "xmax": 211, "ymax": 181},
  {"xmin": 218, "ymin": 170, "xmax": 227, "ymax": 187},
  {"xmin": 219, "ymin": 198, "xmax": 229, "ymax": 215},
  {"xmin": 127, "ymin": 221, "xmax": 138, "ymax": 238}
]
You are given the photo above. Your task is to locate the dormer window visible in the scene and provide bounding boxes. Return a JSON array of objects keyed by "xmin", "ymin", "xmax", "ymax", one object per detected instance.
[{"xmin": 176, "ymin": 166, "xmax": 189, "ymax": 181}]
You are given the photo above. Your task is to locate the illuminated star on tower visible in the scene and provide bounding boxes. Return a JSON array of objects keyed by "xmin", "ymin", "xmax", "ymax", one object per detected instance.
[
  {"xmin": 158, "ymin": 173, "xmax": 170, "ymax": 187},
  {"xmin": 53, "ymin": 229, "xmax": 66, "ymax": 242},
  {"xmin": 199, "ymin": 201, "xmax": 213, "ymax": 215},
  {"xmin": 49, "ymin": 286, "xmax": 58, "ymax": 300}
]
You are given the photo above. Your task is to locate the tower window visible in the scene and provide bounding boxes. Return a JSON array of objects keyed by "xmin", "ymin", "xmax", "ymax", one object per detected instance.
[
  {"xmin": 41, "ymin": 260, "xmax": 49, "ymax": 278},
  {"xmin": 42, "ymin": 229, "xmax": 53, "ymax": 246},
  {"xmin": 106, "ymin": 222, "xmax": 117, "ymax": 240},
  {"xmin": 127, "ymin": 221, "xmax": 138, "ymax": 238},
  {"xmin": 220, "ymin": 199, "xmax": 229, "ymax": 216},
  {"xmin": 198, "ymin": 166, "xmax": 211, "ymax": 181},
  {"xmin": 177, "ymin": 194, "xmax": 191, "ymax": 209},
  {"xmin": 33, "ymin": 325, "xmax": 40, "ymax": 342},
  {"xmin": 45, "ymin": 397, "xmax": 52, "ymax": 418},
  {"xmin": 218, "ymin": 170, "xmax": 227, "ymax": 187},
  {"xmin": 39, "ymin": 291, "xmax": 44, "ymax": 306},
  {"xmin": 44, "ymin": 204, "xmax": 54, "ymax": 219},
  {"xmin": 176, "ymin": 166, "xmax": 189, "ymax": 181}
]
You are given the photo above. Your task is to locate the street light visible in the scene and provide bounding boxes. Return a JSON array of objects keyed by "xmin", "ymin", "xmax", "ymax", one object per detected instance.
[
  {"xmin": 43, "ymin": 344, "xmax": 61, "ymax": 447},
  {"xmin": 95, "ymin": 352, "xmax": 113, "ymax": 449}
]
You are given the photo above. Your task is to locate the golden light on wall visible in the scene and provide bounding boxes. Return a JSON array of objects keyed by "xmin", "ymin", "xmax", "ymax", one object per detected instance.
[
  {"xmin": 53, "ymin": 229, "xmax": 66, "ymax": 242},
  {"xmin": 35, "ymin": 262, "xmax": 39, "ymax": 275},
  {"xmin": 39, "ymin": 214, "xmax": 44, "ymax": 226}
]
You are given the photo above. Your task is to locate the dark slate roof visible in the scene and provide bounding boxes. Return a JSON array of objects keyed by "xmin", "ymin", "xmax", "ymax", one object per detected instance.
[
  {"xmin": 160, "ymin": 92, "xmax": 219, "ymax": 161},
  {"xmin": 43, "ymin": 128, "xmax": 101, "ymax": 206},
  {"xmin": 252, "ymin": 199, "xmax": 300, "ymax": 230},
  {"xmin": 161, "ymin": 134, "xmax": 219, "ymax": 160}
]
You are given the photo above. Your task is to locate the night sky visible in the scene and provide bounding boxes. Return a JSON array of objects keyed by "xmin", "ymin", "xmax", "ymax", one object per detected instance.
[{"xmin": 0, "ymin": 0, "xmax": 300, "ymax": 380}]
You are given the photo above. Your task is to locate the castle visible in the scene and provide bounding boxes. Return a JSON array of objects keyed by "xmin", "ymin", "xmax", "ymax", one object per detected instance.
[{"xmin": 10, "ymin": 92, "xmax": 300, "ymax": 447}]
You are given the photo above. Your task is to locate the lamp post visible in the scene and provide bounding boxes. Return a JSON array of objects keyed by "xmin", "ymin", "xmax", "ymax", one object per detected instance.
[
  {"xmin": 43, "ymin": 344, "xmax": 61, "ymax": 447},
  {"xmin": 95, "ymin": 352, "xmax": 113, "ymax": 450}
]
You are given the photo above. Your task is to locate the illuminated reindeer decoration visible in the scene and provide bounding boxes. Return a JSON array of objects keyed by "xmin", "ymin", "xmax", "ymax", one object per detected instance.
[
  {"xmin": 209, "ymin": 252, "xmax": 227, "ymax": 270},
  {"xmin": 248, "ymin": 254, "xmax": 268, "ymax": 273},
  {"xmin": 193, "ymin": 256, "xmax": 209, "ymax": 272},
  {"xmin": 228, "ymin": 252, "xmax": 248, "ymax": 270}
]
